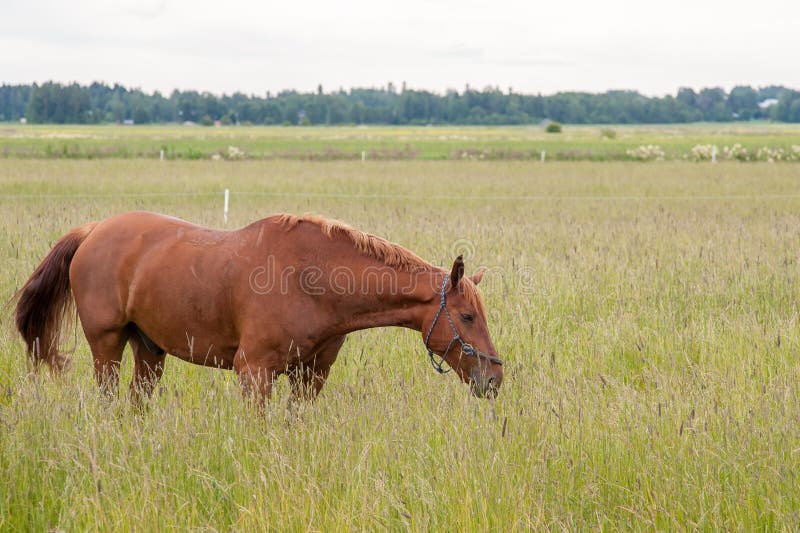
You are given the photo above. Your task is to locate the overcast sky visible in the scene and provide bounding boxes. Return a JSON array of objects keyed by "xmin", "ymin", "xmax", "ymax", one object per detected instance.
[{"xmin": 4, "ymin": 0, "xmax": 799, "ymax": 96}]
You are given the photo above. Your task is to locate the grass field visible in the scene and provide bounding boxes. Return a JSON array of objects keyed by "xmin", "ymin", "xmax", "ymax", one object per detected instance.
[
  {"xmin": 2, "ymin": 122, "xmax": 800, "ymax": 161},
  {"xmin": 1, "ymin": 150, "xmax": 800, "ymax": 528}
]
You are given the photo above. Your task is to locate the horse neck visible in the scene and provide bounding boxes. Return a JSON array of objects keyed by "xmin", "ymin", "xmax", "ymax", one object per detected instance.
[{"xmin": 323, "ymin": 261, "xmax": 444, "ymax": 336}]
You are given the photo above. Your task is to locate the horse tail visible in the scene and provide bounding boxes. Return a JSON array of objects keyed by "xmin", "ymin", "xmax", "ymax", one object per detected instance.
[{"xmin": 14, "ymin": 222, "xmax": 98, "ymax": 371}]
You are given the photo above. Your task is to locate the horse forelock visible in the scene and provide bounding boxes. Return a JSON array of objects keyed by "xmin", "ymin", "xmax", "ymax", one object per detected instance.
[
  {"xmin": 458, "ymin": 276, "xmax": 487, "ymax": 316},
  {"xmin": 274, "ymin": 213, "xmax": 433, "ymax": 273}
]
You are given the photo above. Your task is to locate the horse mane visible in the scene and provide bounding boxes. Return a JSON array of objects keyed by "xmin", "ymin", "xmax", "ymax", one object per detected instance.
[
  {"xmin": 274, "ymin": 213, "xmax": 431, "ymax": 272},
  {"xmin": 273, "ymin": 213, "xmax": 485, "ymax": 313}
]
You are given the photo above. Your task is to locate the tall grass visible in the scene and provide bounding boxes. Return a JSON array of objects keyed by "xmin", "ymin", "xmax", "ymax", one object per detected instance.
[{"xmin": 1, "ymin": 159, "xmax": 799, "ymax": 529}]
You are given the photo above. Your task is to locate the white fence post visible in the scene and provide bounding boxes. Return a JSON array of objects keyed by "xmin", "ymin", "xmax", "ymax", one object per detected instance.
[
  {"xmin": 224, "ymin": 189, "xmax": 230, "ymax": 224},
  {"xmin": 540, "ymin": 150, "xmax": 546, "ymax": 163},
  {"xmin": 361, "ymin": 150, "xmax": 366, "ymax": 162}
]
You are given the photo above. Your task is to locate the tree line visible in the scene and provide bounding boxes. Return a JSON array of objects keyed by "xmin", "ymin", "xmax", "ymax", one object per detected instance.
[{"xmin": 1, "ymin": 82, "xmax": 799, "ymax": 125}]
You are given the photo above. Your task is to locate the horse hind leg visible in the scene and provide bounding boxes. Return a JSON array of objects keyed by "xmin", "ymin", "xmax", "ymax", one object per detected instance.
[
  {"xmin": 84, "ymin": 327, "xmax": 129, "ymax": 397},
  {"xmin": 128, "ymin": 325, "xmax": 166, "ymax": 407}
]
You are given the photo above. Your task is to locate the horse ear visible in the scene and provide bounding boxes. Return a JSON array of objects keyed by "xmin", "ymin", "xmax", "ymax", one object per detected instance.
[
  {"xmin": 450, "ymin": 255, "xmax": 464, "ymax": 288},
  {"xmin": 470, "ymin": 268, "xmax": 486, "ymax": 285}
]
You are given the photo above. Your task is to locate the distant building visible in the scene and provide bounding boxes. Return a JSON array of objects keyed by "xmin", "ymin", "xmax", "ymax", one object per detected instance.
[
  {"xmin": 19, "ymin": 117, "xmax": 27, "ymax": 124},
  {"xmin": 122, "ymin": 119, "xmax": 134, "ymax": 125}
]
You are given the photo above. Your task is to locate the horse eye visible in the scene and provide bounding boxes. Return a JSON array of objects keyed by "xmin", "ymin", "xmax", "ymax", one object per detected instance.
[{"xmin": 460, "ymin": 313, "xmax": 474, "ymax": 323}]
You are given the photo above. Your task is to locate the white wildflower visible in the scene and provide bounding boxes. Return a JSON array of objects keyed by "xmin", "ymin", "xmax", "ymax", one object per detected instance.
[{"xmin": 626, "ymin": 145, "xmax": 665, "ymax": 161}]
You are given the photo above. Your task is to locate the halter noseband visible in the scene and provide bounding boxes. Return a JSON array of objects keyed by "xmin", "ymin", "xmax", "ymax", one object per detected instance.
[{"xmin": 424, "ymin": 273, "xmax": 504, "ymax": 374}]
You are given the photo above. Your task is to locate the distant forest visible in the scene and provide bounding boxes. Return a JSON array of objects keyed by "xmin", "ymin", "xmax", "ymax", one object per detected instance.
[{"xmin": 2, "ymin": 82, "xmax": 800, "ymax": 125}]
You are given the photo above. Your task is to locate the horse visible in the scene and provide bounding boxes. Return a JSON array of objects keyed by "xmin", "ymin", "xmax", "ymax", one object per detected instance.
[{"xmin": 14, "ymin": 211, "xmax": 503, "ymax": 405}]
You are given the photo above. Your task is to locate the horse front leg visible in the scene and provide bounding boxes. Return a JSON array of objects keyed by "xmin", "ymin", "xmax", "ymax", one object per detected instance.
[
  {"xmin": 289, "ymin": 335, "xmax": 346, "ymax": 401},
  {"xmin": 233, "ymin": 347, "xmax": 282, "ymax": 408}
]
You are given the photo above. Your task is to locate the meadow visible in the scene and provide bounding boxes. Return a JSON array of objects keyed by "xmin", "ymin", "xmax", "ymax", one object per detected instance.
[
  {"xmin": 1, "ymin": 132, "xmax": 800, "ymax": 529},
  {"xmin": 2, "ymin": 122, "xmax": 800, "ymax": 161}
]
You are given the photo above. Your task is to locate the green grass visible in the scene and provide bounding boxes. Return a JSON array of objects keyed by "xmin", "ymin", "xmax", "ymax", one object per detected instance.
[
  {"xmin": 2, "ymin": 122, "xmax": 800, "ymax": 161},
  {"xmin": 1, "ymin": 158, "xmax": 800, "ymax": 529}
]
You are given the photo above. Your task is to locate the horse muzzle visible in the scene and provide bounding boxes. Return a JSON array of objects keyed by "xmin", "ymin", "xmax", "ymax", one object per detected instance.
[{"xmin": 469, "ymin": 367, "xmax": 502, "ymax": 399}]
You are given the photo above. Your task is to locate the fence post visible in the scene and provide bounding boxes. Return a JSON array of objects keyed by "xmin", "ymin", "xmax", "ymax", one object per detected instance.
[{"xmin": 224, "ymin": 189, "xmax": 229, "ymax": 224}]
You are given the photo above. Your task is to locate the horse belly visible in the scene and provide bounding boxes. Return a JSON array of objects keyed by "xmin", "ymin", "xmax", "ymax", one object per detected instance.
[
  {"xmin": 128, "ymin": 283, "xmax": 238, "ymax": 369},
  {"xmin": 126, "ymin": 259, "xmax": 239, "ymax": 369},
  {"xmin": 164, "ymin": 339, "xmax": 236, "ymax": 370}
]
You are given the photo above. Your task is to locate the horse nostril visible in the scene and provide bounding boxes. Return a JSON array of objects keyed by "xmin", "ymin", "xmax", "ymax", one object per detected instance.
[{"xmin": 486, "ymin": 377, "xmax": 499, "ymax": 398}]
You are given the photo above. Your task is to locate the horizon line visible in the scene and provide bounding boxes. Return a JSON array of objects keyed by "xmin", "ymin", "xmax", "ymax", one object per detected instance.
[{"xmin": 3, "ymin": 80, "xmax": 796, "ymax": 100}]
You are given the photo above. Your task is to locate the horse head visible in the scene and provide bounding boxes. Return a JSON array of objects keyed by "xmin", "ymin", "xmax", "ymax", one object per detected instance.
[{"xmin": 422, "ymin": 256, "xmax": 503, "ymax": 398}]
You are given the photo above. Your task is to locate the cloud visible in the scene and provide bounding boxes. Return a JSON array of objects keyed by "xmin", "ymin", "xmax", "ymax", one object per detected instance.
[
  {"xmin": 429, "ymin": 46, "xmax": 573, "ymax": 68},
  {"xmin": 123, "ymin": 0, "xmax": 169, "ymax": 20},
  {"xmin": 429, "ymin": 45, "xmax": 484, "ymax": 60},
  {"xmin": 1, "ymin": 0, "xmax": 799, "ymax": 95}
]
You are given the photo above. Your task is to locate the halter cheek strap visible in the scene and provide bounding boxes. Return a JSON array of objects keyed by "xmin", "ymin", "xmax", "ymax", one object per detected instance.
[{"xmin": 424, "ymin": 274, "xmax": 504, "ymax": 374}]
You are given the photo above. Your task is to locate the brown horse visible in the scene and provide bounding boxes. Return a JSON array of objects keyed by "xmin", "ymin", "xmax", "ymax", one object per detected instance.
[{"xmin": 14, "ymin": 211, "xmax": 503, "ymax": 404}]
